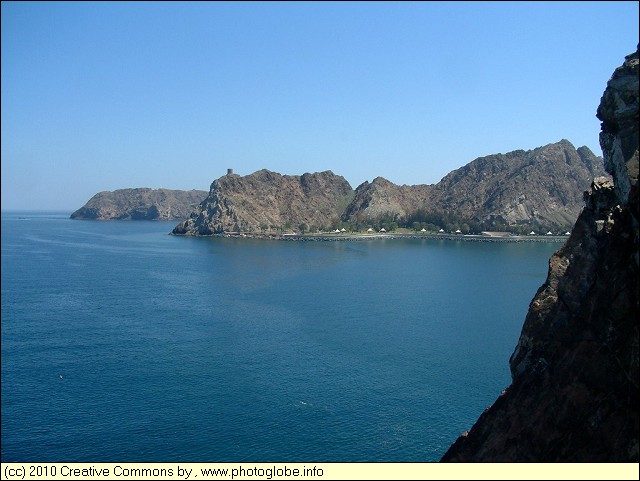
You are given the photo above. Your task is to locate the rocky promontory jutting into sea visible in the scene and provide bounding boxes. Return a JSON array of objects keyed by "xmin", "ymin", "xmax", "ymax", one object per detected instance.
[
  {"xmin": 168, "ymin": 140, "xmax": 604, "ymax": 237},
  {"xmin": 441, "ymin": 47, "xmax": 639, "ymax": 462},
  {"xmin": 71, "ymin": 140, "xmax": 605, "ymax": 236},
  {"xmin": 70, "ymin": 188, "xmax": 208, "ymax": 221}
]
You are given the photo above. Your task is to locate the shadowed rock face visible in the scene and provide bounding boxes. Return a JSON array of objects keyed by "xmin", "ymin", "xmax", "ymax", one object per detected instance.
[
  {"xmin": 441, "ymin": 48, "xmax": 639, "ymax": 462},
  {"xmin": 70, "ymin": 188, "xmax": 208, "ymax": 220}
]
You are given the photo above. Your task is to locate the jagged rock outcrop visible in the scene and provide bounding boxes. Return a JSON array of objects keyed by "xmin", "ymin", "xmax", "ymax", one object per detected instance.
[
  {"xmin": 172, "ymin": 170, "xmax": 353, "ymax": 235},
  {"xmin": 441, "ymin": 48, "xmax": 639, "ymax": 462},
  {"xmin": 341, "ymin": 140, "xmax": 605, "ymax": 232},
  {"xmin": 430, "ymin": 140, "xmax": 605, "ymax": 229},
  {"xmin": 598, "ymin": 47, "xmax": 640, "ymax": 206},
  {"xmin": 78, "ymin": 140, "xmax": 604, "ymax": 231},
  {"xmin": 70, "ymin": 188, "xmax": 207, "ymax": 220},
  {"xmin": 341, "ymin": 177, "xmax": 433, "ymax": 223}
]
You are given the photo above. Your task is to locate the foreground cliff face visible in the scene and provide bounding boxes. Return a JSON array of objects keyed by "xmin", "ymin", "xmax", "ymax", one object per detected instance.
[
  {"xmin": 70, "ymin": 188, "xmax": 208, "ymax": 220},
  {"xmin": 172, "ymin": 170, "xmax": 354, "ymax": 235},
  {"xmin": 441, "ymin": 48, "xmax": 639, "ymax": 462}
]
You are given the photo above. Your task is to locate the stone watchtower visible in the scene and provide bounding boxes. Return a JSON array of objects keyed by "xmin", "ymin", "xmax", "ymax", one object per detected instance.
[{"xmin": 227, "ymin": 168, "xmax": 233, "ymax": 176}]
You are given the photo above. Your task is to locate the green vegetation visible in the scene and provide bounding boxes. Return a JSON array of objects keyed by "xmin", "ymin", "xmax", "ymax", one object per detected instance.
[
  {"xmin": 315, "ymin": 208, "xmax": 570, "ymax": 235},
  {"xmin": 269, "ymin": 206, "xmax": 569, "ymax": 236}
]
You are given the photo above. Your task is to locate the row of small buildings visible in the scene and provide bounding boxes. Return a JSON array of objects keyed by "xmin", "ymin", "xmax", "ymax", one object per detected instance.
[{"xmin": 326, "ymin": 228, "xmax": 570, "ymax": 236}]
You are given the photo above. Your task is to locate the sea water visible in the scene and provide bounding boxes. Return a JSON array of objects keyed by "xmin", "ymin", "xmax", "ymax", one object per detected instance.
[{"xmin": 1, "ymin": 211, "xmax": 561, "ymax": 462}]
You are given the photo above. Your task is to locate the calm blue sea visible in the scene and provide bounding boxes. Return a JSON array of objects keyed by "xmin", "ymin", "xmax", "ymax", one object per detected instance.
[{"xmin": 1, "ymin": 211, "xmax": 561, "ymax": 462}]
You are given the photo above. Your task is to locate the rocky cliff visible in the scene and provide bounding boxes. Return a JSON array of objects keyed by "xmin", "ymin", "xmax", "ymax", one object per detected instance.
[
  {"xmin": 441, "ymin": 48, "xmax": 638, "ymax": 462},
  {"xmin": 341, "ymin": 176, "xmax": 433, "ymax": 225},
  {"xmin": 172, "ymin": 170, "xmax": 354, "ymax": 235},
  {"xmin": 170, "ymin": 140, "xmax": 603, "ymax": 236},
  {"xmin": 429, "ymin": 140, "xmax": 605, "ymax": 230},
  {"xmin": 70, "ymin": 188, "xmax": 207, "ymax": 220},
  {"xmin": 340, "ymin": 140, "xmax": 605, "ymax": 233}
]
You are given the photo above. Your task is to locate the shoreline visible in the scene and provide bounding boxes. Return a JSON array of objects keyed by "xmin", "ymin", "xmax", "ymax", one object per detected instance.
[{"xmin": 171, "ymin": 231, "xmax": 569, "ymax": 243}]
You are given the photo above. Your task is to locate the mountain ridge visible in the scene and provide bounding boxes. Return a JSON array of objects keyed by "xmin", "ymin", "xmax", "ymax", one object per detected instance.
[
  {"xmin": 70, "ymin": 139, "xmax": 606, "ymax": 234},
  {"xmin": 168, "ymin": 139, "xmax": 605, "ymax": 236}
]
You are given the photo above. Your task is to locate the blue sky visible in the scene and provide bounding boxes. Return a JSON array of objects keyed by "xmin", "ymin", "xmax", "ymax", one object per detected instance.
[{"xmin": 2, "ymin": 1, "xmax": 638, "ymax": 211}]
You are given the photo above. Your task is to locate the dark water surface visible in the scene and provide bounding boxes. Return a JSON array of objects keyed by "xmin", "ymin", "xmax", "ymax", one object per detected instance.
[{"xmin": 1, "ymin": 212, "xmax": 561, "ymax": 462}]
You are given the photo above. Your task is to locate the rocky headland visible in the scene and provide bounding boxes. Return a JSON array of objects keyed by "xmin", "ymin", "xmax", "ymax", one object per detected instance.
[
  {"xmin": 70, "ymin": 188, "xmax": 207, "ymax": 220},
  {"xmin": 170, "ymin": 140, "xmax": 604, "ymax": 236},
  {"xmin": 441, "ymin": 47, "xmax": 639, "ymax": 462},
  {"xmin": 171, "ymin": 170, "xmax": 354, "ymax": 235}
]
